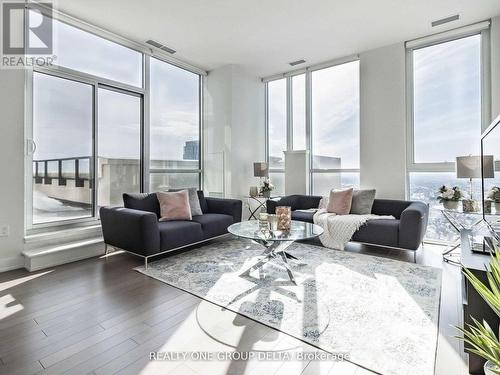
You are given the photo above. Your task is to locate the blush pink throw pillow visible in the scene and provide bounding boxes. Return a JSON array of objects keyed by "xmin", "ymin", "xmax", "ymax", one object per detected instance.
[
  {"xmin": 327, "ymin": 188, "xmax": 354, "ymax": 215},
  {"xmin": 157, "ymin": 190, "xmax": 192, "ymax": 221}
]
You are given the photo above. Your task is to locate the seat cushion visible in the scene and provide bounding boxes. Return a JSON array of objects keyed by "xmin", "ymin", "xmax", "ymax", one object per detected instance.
[
  {"xmin": 191, "ymin": 213, "xmax": 234, "ymax": 239},
  {"xmin": 352, "ymin": 219, "xmax": 399, "ymax": 248},
  {"xmin": 158, "ymin": 221, "xmax": 204, "ymax": 251},
  {"xmin": 291, "ymin": 211, "xmax": 315, "ymax": 223}
]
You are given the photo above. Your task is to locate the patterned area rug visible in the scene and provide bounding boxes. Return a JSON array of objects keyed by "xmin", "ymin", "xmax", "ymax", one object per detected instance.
[{"xmin": 136, "ymin": 236, "xmax": 442, "ymax": 375}]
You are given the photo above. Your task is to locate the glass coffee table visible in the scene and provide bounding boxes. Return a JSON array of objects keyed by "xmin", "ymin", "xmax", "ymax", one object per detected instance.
[{"xmin": 228, "ymin": 220, "xmax": 323, "ymax": 284}]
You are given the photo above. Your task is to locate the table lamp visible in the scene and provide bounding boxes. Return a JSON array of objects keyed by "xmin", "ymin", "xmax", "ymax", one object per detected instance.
[
  {"xmin": 252, "ymin": 162, "xmax": 268, "ymax": 197},
  {"xmin": 253, "ymin": 162, "xmax": 268, "ymax": 180},
  {"xmin": 456, "ymin": 155, "xmax": 494, "ymax": 212}
]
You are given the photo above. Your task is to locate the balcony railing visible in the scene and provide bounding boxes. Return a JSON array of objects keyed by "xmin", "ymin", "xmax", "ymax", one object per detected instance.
[{"xmin": 33, "ymin": 156, "xmax": 92, "ymax": 188}]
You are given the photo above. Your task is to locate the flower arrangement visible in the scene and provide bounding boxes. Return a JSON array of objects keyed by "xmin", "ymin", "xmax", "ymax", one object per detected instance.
[
  {"xmin": 437, "ymin": 185, "xmax": 463, "ymax": 202},
  {"xmin": 488, "ymin": 187, "xmax": 500, "ymax": 203},
  {"xmin": 259, "ymin": 178, "xmax": 274, "ymax": 197}
]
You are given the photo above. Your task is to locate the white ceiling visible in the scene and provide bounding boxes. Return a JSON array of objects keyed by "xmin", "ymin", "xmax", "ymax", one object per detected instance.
[{"xmin": 57, "ymin": 0, "xmax": 500, "ymax": 77}]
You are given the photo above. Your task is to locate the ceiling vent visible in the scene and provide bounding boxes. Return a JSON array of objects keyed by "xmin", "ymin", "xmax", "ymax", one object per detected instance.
[
  {"xmin": 431, "ymin": 14, "xmax": 459, "ymax": 27},
  {"xmin": 146, "ymin": 39, "xmax": 176, "ymax": 54},
  {"xmin": 289, "ymin": 59, "xmax": 306, "ymax": 66}
]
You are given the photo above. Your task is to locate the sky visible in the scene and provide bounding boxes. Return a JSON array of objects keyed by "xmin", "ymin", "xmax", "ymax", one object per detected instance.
[{"xmin": 413, "ymin": 34, "xmax": 481, "ymax": 163}]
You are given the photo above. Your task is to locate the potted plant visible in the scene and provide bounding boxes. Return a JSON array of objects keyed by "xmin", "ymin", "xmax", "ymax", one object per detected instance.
[
  {"xmin": 437, "ymin": 185, "xmax": 463, "ymax": 210},
  {"xmin": 260, "ymin": 178, "xmax": 274, "ymax": 198},
  {"xmin": 488, "ymin": 187, "xmax": 500, "ymax": 213},
  {"xmin": 457, "ymin": 251, "xmax": 500, "ymax": 375}
]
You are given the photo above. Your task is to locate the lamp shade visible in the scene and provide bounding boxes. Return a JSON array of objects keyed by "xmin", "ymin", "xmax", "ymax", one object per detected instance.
[
  {"xmin": 253, "ymin": 162, "xmax": 268, "ymax": 177},
  {"xmin": 456, "ymin": 155, "xmax": 494, "ymax": 179}
]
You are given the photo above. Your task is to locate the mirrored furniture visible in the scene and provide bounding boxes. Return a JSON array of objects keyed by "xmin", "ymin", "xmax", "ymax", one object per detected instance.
[{"xmin": 228, "ymin": 220, "xmax": 323, "ymax": 284}]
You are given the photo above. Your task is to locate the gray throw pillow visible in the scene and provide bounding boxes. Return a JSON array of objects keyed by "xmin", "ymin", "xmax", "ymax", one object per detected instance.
[
  {"xmin": 168, "ymin": 188, "xmax": 203, "ymax": 216},
  {"xmin": 350, "ymin": 189, "xmax": 376, "ymax": 215}
]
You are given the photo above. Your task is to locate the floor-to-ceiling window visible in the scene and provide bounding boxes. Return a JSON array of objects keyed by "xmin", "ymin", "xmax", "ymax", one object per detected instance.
[
  {"xmin": 267, "ymin": 78, "xmax": 287, "ymax": 195},
  {"xmin": 32, "ymin": 73, "xmax": 94, "ymax": 224},
  {"xmin": 407, "ymin": 31, "xmax": 486, "ymax": 242},
  {"xmin": 28, "ymin": 8, "xmax": 203, "ymax": 228},
  {"xmin": 149, "ymin": 58, "xmax": 202, "ymax": 191},
  {"xmin": 97, "ymin": 88, "xmax": 142, "ymax": 207},
  {"xmin": 311, "ymin": 61, "xmax": 360, "ymax": 196},
  {"xmin": 265, "ymin": 60, "xmax": 360, "ymax": 196},
  {"xmin": 292, "ymin": 74, "xmax": 306, "ymax": 151}
]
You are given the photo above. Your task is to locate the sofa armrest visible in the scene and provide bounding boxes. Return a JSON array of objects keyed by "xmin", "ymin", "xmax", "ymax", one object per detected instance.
[
  {"xmin": 100, "ymin": 207, "xmax": 160, "ymax": 256},
  {"xmin": 206, "ymin": 197, "xmax": 242, "ymax": 223},
  {"xmin": 398, "ymin": 201, "xmax": 429, "ymax": 250}
]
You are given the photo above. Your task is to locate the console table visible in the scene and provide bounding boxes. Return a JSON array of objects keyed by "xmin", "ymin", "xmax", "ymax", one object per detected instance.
[
  {"xmin": 460, "ymin": 229, "xmax": 499, "ymax": 375},
  {"xmin": 435, "ymin": 206, "xmax": 493, "ymax": 264}
]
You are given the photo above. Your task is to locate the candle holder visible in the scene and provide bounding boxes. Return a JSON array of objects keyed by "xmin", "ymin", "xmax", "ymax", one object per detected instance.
[
  {"xmin": 258, "ymin": 212, "xmax": 268, "ymax": 231},
  {"xmin": 267, "ymin": 214, "xmax": 278, "ymax": 232},
  {"xmin": 276, "ymin": 206, "xmax": 291, "ymax": 231}
]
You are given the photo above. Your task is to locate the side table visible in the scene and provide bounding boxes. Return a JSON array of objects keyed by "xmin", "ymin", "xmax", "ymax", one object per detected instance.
[{"xmin": 246, "ymin": 196, "xmax": 268, "ymax": 220}]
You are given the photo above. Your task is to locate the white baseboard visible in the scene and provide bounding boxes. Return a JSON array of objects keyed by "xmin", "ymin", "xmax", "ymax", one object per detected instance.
[
  {"xmin": 23, "ymin": 238, "xmax": 105, "ymax": 272},
  {"xmin": 0, "ymin": 256, "xmax": 24, "ymax": 272}
]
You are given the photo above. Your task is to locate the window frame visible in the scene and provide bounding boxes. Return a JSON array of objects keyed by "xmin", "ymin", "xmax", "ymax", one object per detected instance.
[
  {"xmin": 24, "ymin": 5, "xmax": 206, "ymax": 232},
  {"xmin": 264, "ymin": 57, "xmax": 361, "ymax": 194},
  {"xmin": 147, "ymin": 57, "xmax": 204, "ymax": 193},
  {"xmin": 405, "ymin": 23, "xmax": 491, "ymax": 243},
  {"xmin": 405, "ymin": 25, "xmax": 491, "ymax": 191}
]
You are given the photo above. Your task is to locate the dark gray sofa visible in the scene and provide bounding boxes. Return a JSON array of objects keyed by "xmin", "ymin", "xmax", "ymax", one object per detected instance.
[
  {"xmin": 267, "ymin": 195, "xmax": 428, "ymax": 260},
  {"xmin": 100, "ymin": 192, "xmax": 242, "ymax": 267}
]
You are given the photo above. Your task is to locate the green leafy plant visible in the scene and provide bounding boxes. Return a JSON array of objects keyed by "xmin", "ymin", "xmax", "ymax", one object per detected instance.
[{"xmin": 456, "ymin": 251, "xmax": 500, "ymax": 374}]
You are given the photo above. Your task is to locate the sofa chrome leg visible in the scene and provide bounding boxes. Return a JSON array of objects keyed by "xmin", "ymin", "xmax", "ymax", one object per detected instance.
[
  {"xmin": 144, "ymin": 257, "xmax": 148, "ymax": 269},
  {"xmin": 413, "ymin": 251, "xmax": 417, "ymax": 264},
  {"xmin": 105, "ymin": 243, "xmax": 109, "ymax": 255}
]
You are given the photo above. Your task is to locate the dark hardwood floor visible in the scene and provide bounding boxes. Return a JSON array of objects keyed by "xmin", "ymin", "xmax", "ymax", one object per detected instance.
[{"xmin": 0, "ymin": 239, "xmax": 467, "ymax": 375}]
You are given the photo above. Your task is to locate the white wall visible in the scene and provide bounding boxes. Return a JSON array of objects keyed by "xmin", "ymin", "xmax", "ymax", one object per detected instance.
[
  {"xmin": 359, "ymin": 43, "xmax": 407, "ymax": 199},
  {"xmin": 204, "ymin": 65, "xmax": 265, "ymax": 204},
  {"xmin": 0, "ymin": 69, "xmax": 26, "ymax": 271},
  {"xmin": 204, "ymin": 66, "xmax": 232, "ymax": 196},
  {"xmin": 229, "ymin": 66, "xmax": 266, "ymax": 198}
]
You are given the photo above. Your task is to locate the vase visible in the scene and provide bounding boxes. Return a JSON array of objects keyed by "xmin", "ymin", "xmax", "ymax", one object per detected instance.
[
  {"xmin": 276, "ymin": 206, "xmax": 291, "ymax": 231},
  {"xmin": 484, "ymin": 200, "xmax": 492, "ymax": 214},
  {"xmin": 484, "ymin": 360, "xmax": 500, "ymax": 375},
  {"xmin": 443, "ymin": 200, "xmax": 459, "ymax": 210},
  {"xmin": 262, "ymin": 190, "xmax": 271, "ymax": 198},
  {"xmin": 462, "ymin": 199, "xmax": 479, "ymax": 213}
]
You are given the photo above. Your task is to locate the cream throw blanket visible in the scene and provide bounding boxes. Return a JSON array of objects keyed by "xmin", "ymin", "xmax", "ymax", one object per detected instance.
[{"xmin": 313, "ymin": 208, "xmax": 394, "ymax": 250}]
